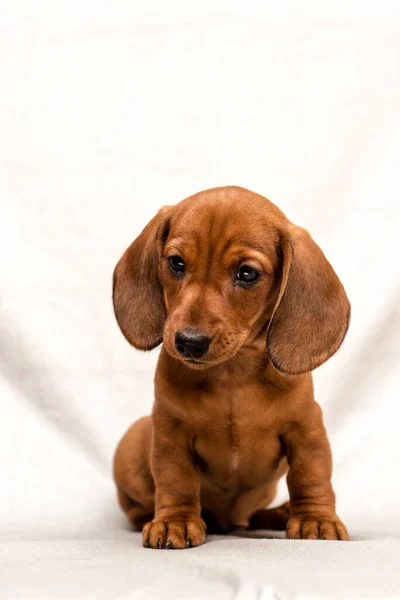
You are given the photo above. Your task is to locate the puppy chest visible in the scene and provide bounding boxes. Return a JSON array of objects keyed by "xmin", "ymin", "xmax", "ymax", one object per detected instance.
[{"xmin": 190, "ymin": 411, "xmax": 283, "ymax": 490}]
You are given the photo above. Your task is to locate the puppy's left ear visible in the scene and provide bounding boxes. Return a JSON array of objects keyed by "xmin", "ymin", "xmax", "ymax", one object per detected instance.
[
  {"xmin": 267, "ymin": 225, "xmax": 350, "ymax": 375},
  {"xmin": 112, "ymin": 206, "xmax": 172, "ymax": 350}
]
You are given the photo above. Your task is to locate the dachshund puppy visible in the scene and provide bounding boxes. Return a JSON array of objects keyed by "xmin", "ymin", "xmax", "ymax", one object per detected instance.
[{"xmin": 113, "ymin": 186, "xmax": 350, "ymax": 549}]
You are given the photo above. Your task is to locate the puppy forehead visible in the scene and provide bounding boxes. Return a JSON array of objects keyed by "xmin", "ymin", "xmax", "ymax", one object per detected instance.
[{"xmin": 167, "ymin": 188, "xmax": 281, "ymax": 258}]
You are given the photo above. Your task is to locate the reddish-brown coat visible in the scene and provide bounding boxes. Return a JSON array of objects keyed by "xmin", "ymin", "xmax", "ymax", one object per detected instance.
[{"xmin": 112, "ymin": 186, "xmax": 350, "ymax": 548}]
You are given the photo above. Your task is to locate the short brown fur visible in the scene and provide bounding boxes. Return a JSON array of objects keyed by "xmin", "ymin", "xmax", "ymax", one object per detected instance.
[{"xmin": 113, "ymin": 186, "xmax": 350, "ymax": 548}]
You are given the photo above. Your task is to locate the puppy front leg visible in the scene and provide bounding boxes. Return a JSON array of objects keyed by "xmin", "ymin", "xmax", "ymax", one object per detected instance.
[
  {"xmin": 142, "ymin": 413, "xmax": 205, "ymax": 549},
  {"xmin": 283, "ymin": 403, "xmax": 348, "ymax": 541}
]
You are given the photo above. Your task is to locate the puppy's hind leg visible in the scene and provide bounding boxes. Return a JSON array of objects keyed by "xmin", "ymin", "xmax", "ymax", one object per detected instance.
[
  {"xmin": 116, "ymin": 487, "xmax": 154, "ymax": 531},
  {"xmin": 113, "ymin": 416, "xmax": 155, "ymax": 531},
  {"xmin": 248, "ymin": 502, "xmax": 290, "ymax": 531}
]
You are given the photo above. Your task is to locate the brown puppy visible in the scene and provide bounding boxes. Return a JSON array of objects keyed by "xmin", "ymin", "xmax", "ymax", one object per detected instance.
[{"xmin": 112, "ymin": 186, "xmax": 350, "ymax": 549}]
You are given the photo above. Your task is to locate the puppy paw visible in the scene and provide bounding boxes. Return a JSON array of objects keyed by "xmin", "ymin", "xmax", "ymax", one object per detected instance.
[
  {"xmin": 286, "ymin": 516, "xmax": 348, "ymax": 540},
  {"xmin": 142, "ymin": 516, "xmax": 206, "ymax": 549}
]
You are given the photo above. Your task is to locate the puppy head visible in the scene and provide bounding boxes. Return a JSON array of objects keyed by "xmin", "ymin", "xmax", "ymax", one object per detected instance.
[{"xmin": 113, "ymin": 187, "xmax": 350, "ymax": 374}]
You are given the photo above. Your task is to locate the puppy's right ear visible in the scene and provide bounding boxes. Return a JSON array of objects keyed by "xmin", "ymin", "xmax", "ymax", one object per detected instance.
[
  {"xmin": 112, "ymin": 206, "xmax": 172, "ymax": 350},
  {"xmin": 266, "ymin": 225, "xmax": 350, "ymax": 374}
]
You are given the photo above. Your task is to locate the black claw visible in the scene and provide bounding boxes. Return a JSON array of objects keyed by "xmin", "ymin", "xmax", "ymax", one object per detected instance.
[
  {"xmin": 166, "ymin": 540, "xmax": 173, "ymax": 549},
  {"xmin": 144, "ymin": 540, "xmax": 150, "ymax": 548},
  {"xmin": 186, "ymin": 538, "xmax": 192, "ymax": 548},
  {"xmin": 157, "ymin": 538, "xmax": 162, "ymax": 549}
]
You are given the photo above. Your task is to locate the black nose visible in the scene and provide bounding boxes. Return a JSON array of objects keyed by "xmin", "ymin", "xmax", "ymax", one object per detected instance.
[{"xmin": 174, "ymin": 330, "xmax": 211, "ymax": 360}]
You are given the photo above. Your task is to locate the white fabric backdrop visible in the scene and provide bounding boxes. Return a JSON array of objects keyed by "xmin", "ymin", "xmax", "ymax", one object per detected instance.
[{"xmin": 1, "ymin": 1, "xmax": 400, "ymax": 598}]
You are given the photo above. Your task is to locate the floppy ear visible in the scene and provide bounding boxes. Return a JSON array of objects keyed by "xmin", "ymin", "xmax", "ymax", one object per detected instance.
[
  {"xmin": 112, "ymin": 207, "xmax": 172, "ymax": 350},
  {"xmin": 266, "ymin": 225, "xmax": 350, "ymax": 375}
]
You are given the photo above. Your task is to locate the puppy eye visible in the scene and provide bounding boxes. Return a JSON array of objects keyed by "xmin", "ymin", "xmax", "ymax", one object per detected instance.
[
  {"xmin": 236, "ymin": 265, "xmax": 260, "ymax": 284},
  {"xmin": 168, "ymin": 255, "xmax": 185, "ymax": 275}
]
